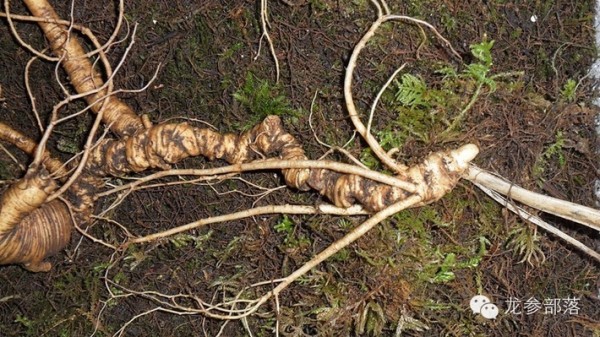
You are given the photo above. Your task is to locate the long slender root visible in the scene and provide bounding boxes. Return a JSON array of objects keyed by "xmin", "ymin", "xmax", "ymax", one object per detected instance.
[
  {"xmin": 0, "ymin": 122, "xmax": 66, "ymax": 177},
  {"xmin": 22, "ymin": 0, "xmax": 144, "ymax": 136},
  {"xmin": 0, "ymin": 112, "xmax": 476, "ymax": 271}
]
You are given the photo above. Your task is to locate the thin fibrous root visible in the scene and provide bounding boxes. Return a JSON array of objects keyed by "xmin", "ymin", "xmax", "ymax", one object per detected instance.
[
  {"xmin": 0, "ymin": 122, "xmax": 66, "ymax": 177},
  {"xmin": 22, "ymin": 0, "xmax": 144, "ymax": 136}
]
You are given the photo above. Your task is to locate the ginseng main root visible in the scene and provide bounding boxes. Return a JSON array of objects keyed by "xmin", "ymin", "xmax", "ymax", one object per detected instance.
[
  {"xmin": 0, "ymin": 114, "xmax": 476, "ymax": 271},
  {"xmin": 0, "ymin": 0, "xmax": 477, "ymax": 272}
]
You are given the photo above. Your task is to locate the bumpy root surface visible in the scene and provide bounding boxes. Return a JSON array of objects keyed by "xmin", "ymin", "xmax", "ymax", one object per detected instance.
[
  {"xmin": 0, "ymin": 0, "xmax": 477, "ymax": 273},
  {"xmin": 87, "ymin": 115, "xmax": 477, "ymax": 212},
  {"xmin": 0, "ymin": 115, "xmax": 476, "ymax": 271},
  {"xmin": 308, "ymin": 143, "xmax": 478, "ymax": 211}
]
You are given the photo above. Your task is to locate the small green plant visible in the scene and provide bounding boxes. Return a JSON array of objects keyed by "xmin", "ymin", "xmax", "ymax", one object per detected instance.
[
  {"xmin": 390, "ymin": 70, "xmax": 451, "ymax": 145},
  {"xmin": 219, "ymin": 42, "xmax": 243, "ymax": 61},
  {"xmin": 465, "ymin": 39, "xmax": 496, "ymax": 90},
  {"xmin": 439, "ymin": 39, "xmax": 499, "ymax": 136},
  {"xmin": 506, "ymin": 225, "xmax": 546, "ymax": 265},
  {"xmin": 274, "ymin": 215, "xmax": 311, "ymax": 248},
  {"xmin": 215, "ymin": 236, "xmax": 242, "ymax": 267},
  {"xmin": 470, "ymin": 40, "xmax": 493, "ymax": 70},
  {"xmin": 532, "ymin": 131, "xmax": 566, "ymax": 185},
  {"xmin": 429, "ymin": 236, "xmax": 488, "ymax": 283},
  {"xmin": 274, "ymin": 214, "xmax": 294, "ymax": 234},
  {"xmin": 395, "ymin": 73, "xmax": 429, "ymax": 108},
  {"xmin": 359, "ymin": 148, "xmax": 382, "ymax": 170},
  {"xmin": 542, "ymin": 131, "xmax": 566, "ymax": 166},
  {"xmin": 123, "ymin": 246, "xmax": 147, "ymax": 271},
  {"xmin": 169, "ymin": 230, "xmax": 214, "ymax": 249},
  {"xmin": 560, "ymin": 78, "xmax": 577, "ymax": 102},
  {"xmin": 431, "ymin": 252, "xmax": 458, "ymax": 283},
  {"xmin": 14, "ymin": 315, "xmax": 34, "ymax": 330},
  {"xmin": 366, "ymin": 37, "xmax": 509, "ymax": 159},
  {"xmin": 233, "ymin": 73, "xmax": 302, "ymax": 130},
  {"xmin": 331, "ymin": 247, "xmax": 351, "ymax": 261}
]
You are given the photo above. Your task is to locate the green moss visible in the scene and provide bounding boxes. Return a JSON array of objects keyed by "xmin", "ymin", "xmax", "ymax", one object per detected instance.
[
  {"xmin": 158, "ymin": 15, "xmax": 214, "ymax": 118},
  {"xmin": 532, "ymin": 131, "xmax": 566, "ymax": 186},
  {"xmin": 233, "ymin": 73, "xmax": 303, "ymax": 130},
  {"xmin": 331, "ymin": 247, "xmax": 351, "ymax": 262},
  {"xmin": 169, "ymin": 230, "xmax": 213, "ymax": 250},
  {"xmin": 560, "ymin": 79, "xmax": 578, "ymax": 102},
  {"xmin": 361, "ymin": 38, "xmax": 511, "ymax": 161},
  {"xmin": 274, "ymin": 215, "xmax": 311, "ymax": 250}
]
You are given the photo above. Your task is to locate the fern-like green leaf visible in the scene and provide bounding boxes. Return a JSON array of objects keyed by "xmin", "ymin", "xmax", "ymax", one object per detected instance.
[{"xmin": 395, "ymin": 73, "xmax": 428, "ymax": 108}]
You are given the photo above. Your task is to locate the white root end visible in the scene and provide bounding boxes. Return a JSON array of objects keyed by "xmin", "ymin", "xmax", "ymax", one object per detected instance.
[{"xmin": 450, "ymin": 144, "xmax": 480, "ymax": 170}]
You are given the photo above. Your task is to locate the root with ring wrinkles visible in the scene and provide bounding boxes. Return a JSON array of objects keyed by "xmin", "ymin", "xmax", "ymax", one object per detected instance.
[
  {"xmin": 0, "ymin": 112, "xmax": 477, "ymax": 271},
  {"xmin": 86, "ymin": 115, "xmax": 479, "ymax": 212}
]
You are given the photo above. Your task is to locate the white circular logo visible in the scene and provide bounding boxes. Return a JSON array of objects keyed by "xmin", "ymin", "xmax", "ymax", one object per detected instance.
[
  {"xmin": 469, "ymin": 295, "xmax": 499, "ymax": 320},
  {"xmin": 469, "ymin": 295, "xmax": 491, "ymax": 314},
  {"xmin": 480, "ymin": 303, "xmax": 499, "ymax": 319}
]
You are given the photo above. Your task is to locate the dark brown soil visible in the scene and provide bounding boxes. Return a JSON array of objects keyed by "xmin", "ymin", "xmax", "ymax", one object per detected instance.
[{"xmin": 0, "ymin": 0, "xmax": 598, "ymax": 336}]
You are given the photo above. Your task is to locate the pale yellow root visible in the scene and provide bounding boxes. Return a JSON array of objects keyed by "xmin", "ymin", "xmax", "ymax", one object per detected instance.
[
  {"xmin": 0, "ymin": 167, "xmax": 71, "ymax": 272},
  {"xmin": 0, "ymin": 122, "xmax": 66, "ymax": 177},
  {"xmin": 22, "ymin": 0, "xmax": 145, "ymax": 136},
  {"xmin": 86, "ymin": 115, "xmax": 478, "ymax": 212}
]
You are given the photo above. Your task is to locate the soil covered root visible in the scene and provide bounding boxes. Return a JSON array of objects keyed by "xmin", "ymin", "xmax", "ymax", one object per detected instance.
[
  {"xmin": 0, "ymin": 167, "xmax": 72, "ymax": 272},
  {"xmin": 87, "ymin": 115, "xmax": 478, "ymax": 211}
]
